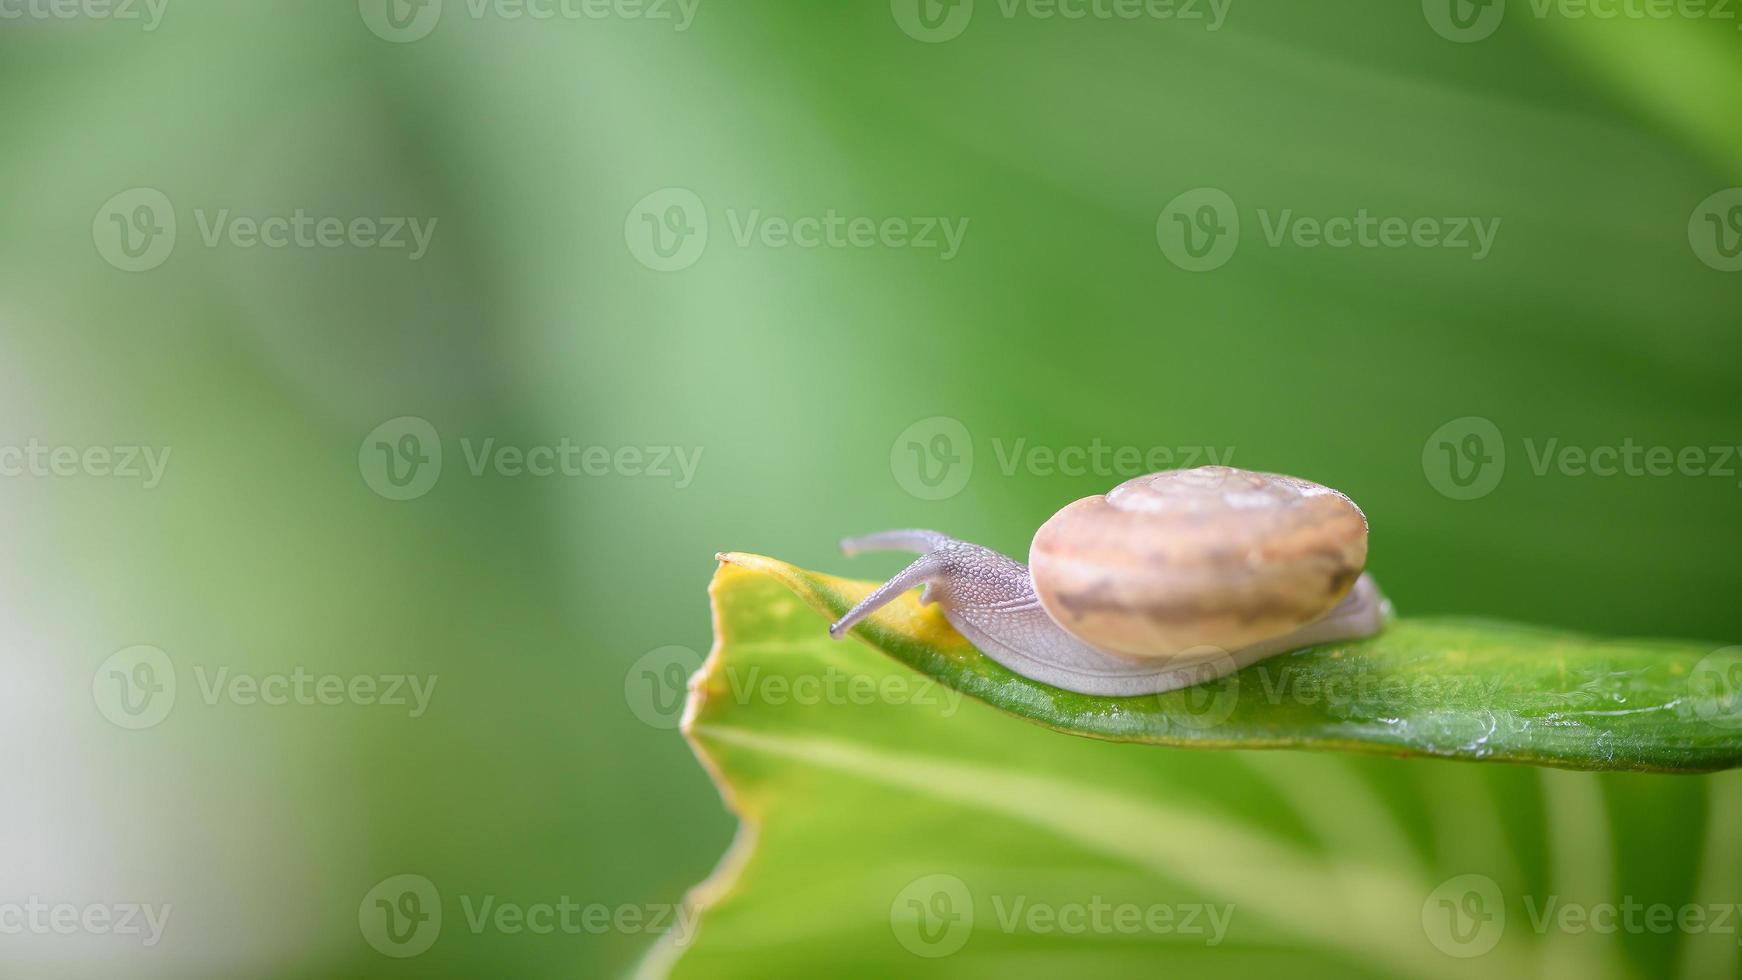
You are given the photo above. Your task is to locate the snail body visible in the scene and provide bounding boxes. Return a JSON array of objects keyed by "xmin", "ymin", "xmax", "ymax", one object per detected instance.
[{"xmin": 828, "ymin": 466, "xmax": 1390, "ymax": 696}]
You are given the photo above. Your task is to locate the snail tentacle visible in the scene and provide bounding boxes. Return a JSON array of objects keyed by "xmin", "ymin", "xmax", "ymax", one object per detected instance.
[
  {"xmin": 838, "ymin": 529, "xmax": 952, "ymax": 558},
  {"xmin": 827, "ymin": 538, "xmax": 947, "ymax": 639}
]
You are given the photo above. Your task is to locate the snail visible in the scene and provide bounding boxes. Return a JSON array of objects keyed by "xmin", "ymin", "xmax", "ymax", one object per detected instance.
[{"xmin": 827, "ymin": 466, "xmax": 1391, "ymax": 696}]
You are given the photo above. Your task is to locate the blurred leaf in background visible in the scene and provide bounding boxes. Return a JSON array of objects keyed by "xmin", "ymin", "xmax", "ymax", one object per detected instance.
[{"xmin": 0, "ymin": 0, "xmax": 1737, "ymax": 977}]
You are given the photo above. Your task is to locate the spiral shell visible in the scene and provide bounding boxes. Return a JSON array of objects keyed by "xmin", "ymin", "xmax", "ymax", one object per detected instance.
[{"xmin": 1028, "ymin": 466, "xmax": 1369, "ymax": 661}]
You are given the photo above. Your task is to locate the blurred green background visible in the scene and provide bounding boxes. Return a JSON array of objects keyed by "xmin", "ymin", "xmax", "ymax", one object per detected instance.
[{"xmin": 1, "ymin": 0, "xmax": 1738, "ymax": 976}]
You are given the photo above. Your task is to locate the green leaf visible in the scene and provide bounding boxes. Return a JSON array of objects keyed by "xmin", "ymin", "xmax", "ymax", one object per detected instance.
[
  {"xmin": 646, "ymin": 557, "xmax": 1742, "ymax": 979},
  {"xmin": 704, "ymin": 553, "xmax": 1740, "ymax": 774}
]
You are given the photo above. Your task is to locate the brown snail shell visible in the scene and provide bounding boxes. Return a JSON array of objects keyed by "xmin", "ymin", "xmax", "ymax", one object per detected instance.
[{"xmin": 1029, "ymin": 466, "xmax": 1369, "ymax": 662}]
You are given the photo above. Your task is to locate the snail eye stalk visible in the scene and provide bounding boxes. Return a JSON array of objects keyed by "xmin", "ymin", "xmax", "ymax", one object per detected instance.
[{"xmin": 827, "ymin": 531, "xmax": 957, "ymax": 639}]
